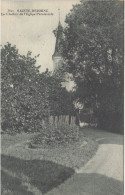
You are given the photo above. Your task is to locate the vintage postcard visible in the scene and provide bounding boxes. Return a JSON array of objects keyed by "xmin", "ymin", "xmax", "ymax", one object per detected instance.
[{"xmin": 1, "ymin": 0, "xmax": 124, "ymax": 195}]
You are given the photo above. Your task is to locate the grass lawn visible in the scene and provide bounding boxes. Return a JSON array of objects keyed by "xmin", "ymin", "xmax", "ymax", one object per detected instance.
[{"xmin": 1, "ymin": 129, "xmax": 98, "ymax": 195}]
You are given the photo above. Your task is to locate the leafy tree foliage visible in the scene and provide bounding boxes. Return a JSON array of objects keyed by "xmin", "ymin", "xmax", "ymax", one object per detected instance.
[
  {"xmin": 1, "ymin": 43, "xmax": 49, "ymax": 132},
  {"xmin": 63, "ymin": 1, "xmax": 124, "ymax": 133},
  {"xmin": 1, "ymin": 43, "xmax": 75, "ymax": 133},
  {"xmin": 41, "ymin": 70, "xmax": 75, "ymax": 118}
]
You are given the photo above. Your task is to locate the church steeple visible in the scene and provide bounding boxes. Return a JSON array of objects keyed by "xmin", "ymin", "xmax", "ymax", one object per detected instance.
[
  {"xmin": 52, "ymin": 9, "xmax": 63, "ymax": 71},
  {"xmin": 58, "ymin": 8, "xmax": 60, "ymax": 24}
]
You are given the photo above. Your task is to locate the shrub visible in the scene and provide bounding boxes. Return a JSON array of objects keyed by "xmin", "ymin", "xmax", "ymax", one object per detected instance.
[{"xmin": 32, "ymin": 115, "xmax": 79, "ymax": 146}]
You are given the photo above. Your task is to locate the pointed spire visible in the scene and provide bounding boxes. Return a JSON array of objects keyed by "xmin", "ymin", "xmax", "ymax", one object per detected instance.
[
  {"xmin": 58, "ymin": 8, "xmax": 62, "ymax": 27},
  {"xmin": 52, "ymin": 9, "xmax": 63, "ymax": 59},
  {"xmin": 58, "ymin": 8, "xmax": 60, "ymax": 23}
]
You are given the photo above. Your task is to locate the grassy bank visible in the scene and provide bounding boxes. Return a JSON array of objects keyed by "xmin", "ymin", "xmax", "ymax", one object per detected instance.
[{"xmin": 1, "ymin": 129, "xmax": 98, "ymax": 195}]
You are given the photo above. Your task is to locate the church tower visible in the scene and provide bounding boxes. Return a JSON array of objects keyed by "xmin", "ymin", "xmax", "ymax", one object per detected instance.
[
  {"xmin": 52, "ymin": 9, "xmax": 75, "ymax": 91},
  {"xmin": 52, "ymin": 9, "xmax": 63, "ymax": 72}
]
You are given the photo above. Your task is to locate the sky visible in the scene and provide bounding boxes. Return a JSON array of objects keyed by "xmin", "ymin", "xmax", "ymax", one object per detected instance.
[{"xmin": 1, "ymin": 0, "xmax": 80, "ymax": 72}]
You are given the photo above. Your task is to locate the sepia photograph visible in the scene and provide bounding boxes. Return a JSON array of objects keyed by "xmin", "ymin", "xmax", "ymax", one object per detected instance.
[{"xmin": 1, "ymin": 0, "xmax": 124, "ymax": 194}]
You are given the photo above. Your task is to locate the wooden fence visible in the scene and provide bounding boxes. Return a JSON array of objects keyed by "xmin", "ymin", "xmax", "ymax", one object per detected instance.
[{"xmin": 48, "ymin": 115, "xmax": 76, "ymax": 126}]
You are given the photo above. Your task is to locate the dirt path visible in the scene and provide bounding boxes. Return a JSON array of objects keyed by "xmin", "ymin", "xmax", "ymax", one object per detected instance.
[{"xmin": 46, "ymin": 128, "xmax": 123, "ymax": 195}]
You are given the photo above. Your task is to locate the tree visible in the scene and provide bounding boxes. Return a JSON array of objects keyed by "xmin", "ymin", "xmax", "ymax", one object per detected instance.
[
  {"xmin": 63, "ymin": 1, "xmax": 124, "ymax": 133},
  {"xmin": 1, "ymin": 43, "xmax": 50, "ymax": 132},
  {"xmin": 41, "ymin": 70, "xmax": 75, "ymax": 119},
  {"xmin": 1, "ymin": 43, "xmax": 75, "ymax": 133}
]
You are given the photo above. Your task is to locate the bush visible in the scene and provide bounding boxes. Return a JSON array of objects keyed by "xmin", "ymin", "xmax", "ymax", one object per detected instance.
[{"xmin": 32, "ymin": 116, "xmax": 79, "ymax": 146}]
